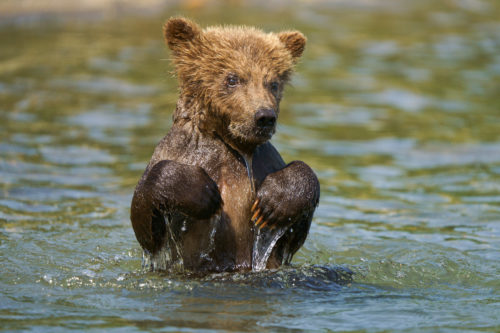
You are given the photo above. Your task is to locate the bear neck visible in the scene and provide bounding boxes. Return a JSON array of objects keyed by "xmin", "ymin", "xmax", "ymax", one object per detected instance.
[{"xmin": 172, "ymin": 95, "xmax": 261, "ymax": 157}]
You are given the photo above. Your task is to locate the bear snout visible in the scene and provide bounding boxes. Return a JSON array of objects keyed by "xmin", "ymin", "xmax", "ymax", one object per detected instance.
[{"xmin": 255, "ymin": 108, "xmax": 277, "ymax": 129}]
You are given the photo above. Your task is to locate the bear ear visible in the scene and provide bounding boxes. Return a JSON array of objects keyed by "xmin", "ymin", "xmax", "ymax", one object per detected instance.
[
  {"xmin": 278, "ymin": 31, "xmax": 307, "ymax": 61},
  {"xmin": 164, "ymin": 17, "xmax": 202, "ymax": 51}
]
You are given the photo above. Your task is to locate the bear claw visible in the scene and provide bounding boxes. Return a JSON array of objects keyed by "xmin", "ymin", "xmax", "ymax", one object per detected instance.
[
  {"xmin": 258, "ymin": 220, "xmax": 269, "ymax": 229},
  {"xmin": 251, "ymin": 208, "xmax": 261, "ymax": 221},
  {"xmin": 251, "ymin": 198, "xmax": 260, "ymax": 212}
]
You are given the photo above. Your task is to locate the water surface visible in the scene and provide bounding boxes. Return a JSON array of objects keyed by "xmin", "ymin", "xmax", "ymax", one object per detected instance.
[{"xmin": 1, "ymin": 1, "xmax": 499, "ymax": 331}]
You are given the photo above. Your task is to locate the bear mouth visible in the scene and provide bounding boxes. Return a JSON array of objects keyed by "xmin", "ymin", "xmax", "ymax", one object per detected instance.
[
  {"xmin": 226, "ymin": 121, "xmax": 275, "ymax": 149},
  {"xmin": 254, "ymin": 126, "xmax": 275, "ymax": 140}
]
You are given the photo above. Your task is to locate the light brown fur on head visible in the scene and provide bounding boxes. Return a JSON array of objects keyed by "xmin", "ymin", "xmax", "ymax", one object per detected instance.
[{"xmin": 164, "ymin": 17, "xmax": 306, "ymax": 154}]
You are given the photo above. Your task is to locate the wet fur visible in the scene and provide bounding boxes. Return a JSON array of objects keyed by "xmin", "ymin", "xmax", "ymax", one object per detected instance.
[{"xmin": 131, "ymin": 17, "xmax": 319, "ymax": 272}]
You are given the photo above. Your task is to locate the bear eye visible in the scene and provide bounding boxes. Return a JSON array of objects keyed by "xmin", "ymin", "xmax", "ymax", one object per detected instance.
[
  {"xmin": 226, "ymin": 74, "xmax": 240, "ymax": 88},
  {"xmin": 270, "ymin": 81, "xmax": 279, "ymax": 93}
]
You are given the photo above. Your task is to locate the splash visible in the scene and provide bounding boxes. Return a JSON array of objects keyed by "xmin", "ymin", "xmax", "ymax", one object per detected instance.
[
  {"xmin": 144, "ymin": 151, "xmax": 286, "ymax": 272},
  {"xmin": 141, "ymin": 216, "xmax": 184, "ymax": 272},
  {"xmin": 252, "ymin": 225, "xmax": 288, "ymax": 271},
  {"xmin": 199, "ymin": 214, "xmax": 220, "ymax": 263},
  {"xmin": 142, "ymin": 247, "xmax": 172, "ymax": 272},
  {"xmin": 240, "ymin": 151, "xmax": 287, "ymax": 271},
  {"xmin": 165, "ymin": 218, "xmax": 185, "ymax": 271},
  {"xmin": 143, "ymin": 215, "xmax": 220, "ymax": 272}
]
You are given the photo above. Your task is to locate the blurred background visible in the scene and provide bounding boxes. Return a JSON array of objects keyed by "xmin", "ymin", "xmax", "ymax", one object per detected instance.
[{"xmin": 1, "ymin": 0, "xmax": 499, "ymax": 332}]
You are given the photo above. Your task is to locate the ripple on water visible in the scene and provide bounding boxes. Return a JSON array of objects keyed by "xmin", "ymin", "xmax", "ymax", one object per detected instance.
[
  {"xmin": 395, "ymin": 142, "xmax": 500, "ymax": 169},
  {"xmin": 67, "ymin": 104, "xmax": 151, "ymax": 130},
  {"xmin": 291, "ymin": 103, "xmax": 388, "ymax": 126},
  {"xmin": 0, "ymin": 142, "xmax": 38, "ymax": 156},
  {"xmin": 200, "ymin": 265, "xmax": 353, "ymax": 291},
  {"xmin": 65, "ymin": 104, "xmax": 152, "ymax": 144},
  {"xmin": 40, "ymin": 146, "xmax": 115, "ymax": 165},
  {"xmin": 6, "ymin": 187, "xmax": 96, "ymax": 201},
  {"xmin": 0, "ymin": 160, "xmax": 115, "ymax": 187},
  {"xmin": 0, "ymin": 199, "xmax": 59, "ymax": 213},
  {"xmin": 348, "ymin": 89, "xmax": 468, "ymax": 113},
  {"xmin": 49, "ymin": 77, "xmax": 160, "ymax": 97}
]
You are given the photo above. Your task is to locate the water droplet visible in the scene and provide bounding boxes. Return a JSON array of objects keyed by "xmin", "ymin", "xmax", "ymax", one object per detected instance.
[
  {"xmin": 43, "ymin": 274, "xmax": 53, "ymax": 284},
  {"xmin": 82, "ymin": 269, "xmax": 96, "ymax": 278}
]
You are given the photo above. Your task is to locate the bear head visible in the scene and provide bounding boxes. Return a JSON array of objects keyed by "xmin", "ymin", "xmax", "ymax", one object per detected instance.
[{"xmin": 164, "ymin": 17, "xmax": 306, "ymax": 154}]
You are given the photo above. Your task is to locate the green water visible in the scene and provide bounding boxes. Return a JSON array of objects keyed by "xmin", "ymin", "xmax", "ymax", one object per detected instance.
[{"xmin": 1, "ymin": 1, "xmax": 499, "ymax": 331}]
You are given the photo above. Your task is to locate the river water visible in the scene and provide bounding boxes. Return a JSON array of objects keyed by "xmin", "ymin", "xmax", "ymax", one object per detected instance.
[{"xmin": 1, "ymin": 1, "xmax": 499, "ymax": 331}]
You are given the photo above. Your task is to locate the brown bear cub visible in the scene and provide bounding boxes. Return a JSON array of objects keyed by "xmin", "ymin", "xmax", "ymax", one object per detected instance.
[{"xmin": 130, "ymin": 17, "xmax": 320, "ymax": 273}]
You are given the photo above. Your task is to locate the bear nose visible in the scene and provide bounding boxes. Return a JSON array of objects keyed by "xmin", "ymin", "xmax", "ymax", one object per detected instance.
[{"xmin": 255, "ymin": 108, "xmax": 276, "ymax": 128}]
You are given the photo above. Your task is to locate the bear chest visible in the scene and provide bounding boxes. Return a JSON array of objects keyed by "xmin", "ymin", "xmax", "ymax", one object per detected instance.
[{"xmin": 215, "ymin": 160, "xmax": 256, "ymax": 265}]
